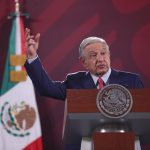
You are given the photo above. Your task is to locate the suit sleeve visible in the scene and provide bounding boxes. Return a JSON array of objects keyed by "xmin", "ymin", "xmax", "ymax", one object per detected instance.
[{"xmin": 24, "ymin": 58, "xmax": 66, "ymax": 100}]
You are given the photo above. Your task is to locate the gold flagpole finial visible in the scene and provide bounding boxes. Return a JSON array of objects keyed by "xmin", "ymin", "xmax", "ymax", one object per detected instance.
[
  {"xmin": 8, "ymin": 0, "xmax": 29, "ymax": 19},
  {"xmin": 15, "ymin": 0, "xmax": 20, "ymax": 13}
]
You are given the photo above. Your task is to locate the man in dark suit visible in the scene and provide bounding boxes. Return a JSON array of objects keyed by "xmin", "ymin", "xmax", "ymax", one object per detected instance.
[
  {"xmin": 25, "ymin": 28, "xmax": 143, "ymax": 150},
  {"xmin": 25, "ymin": 28, "xmax": 143, "ymax": 101}
]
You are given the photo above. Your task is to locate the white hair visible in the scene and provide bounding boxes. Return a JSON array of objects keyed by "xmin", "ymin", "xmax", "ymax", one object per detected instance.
[{"xmin": 79, "ymin": 37, "xmax": 109, "ymax": 57}]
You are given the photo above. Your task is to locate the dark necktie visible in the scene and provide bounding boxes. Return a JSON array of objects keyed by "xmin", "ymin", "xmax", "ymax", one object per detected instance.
[{"xmin": 97, "ymin": 78, "xmax": 104, "ymax": 89}]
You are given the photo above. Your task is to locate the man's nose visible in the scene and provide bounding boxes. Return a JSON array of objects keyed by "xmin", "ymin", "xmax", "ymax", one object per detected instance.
[{"xmin": 97, "ymin": 54, "xmax": 103, "ymax": 61}]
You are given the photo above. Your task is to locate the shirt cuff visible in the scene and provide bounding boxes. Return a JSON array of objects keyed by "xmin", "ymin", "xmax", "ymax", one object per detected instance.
[{"xmin": 27, "ymin": 55, "xmax": 38, "ymax": 64}]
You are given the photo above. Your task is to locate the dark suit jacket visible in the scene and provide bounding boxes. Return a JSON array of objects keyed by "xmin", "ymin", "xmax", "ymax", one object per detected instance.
[{"xmin": 25, "ymin": 58, "xmax": 144, "ymax": 100}]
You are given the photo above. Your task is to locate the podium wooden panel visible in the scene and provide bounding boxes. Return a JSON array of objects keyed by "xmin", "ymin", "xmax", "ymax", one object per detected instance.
[
  {"xmin": 63, "ymin": 89, "xmax": 150, "ymax": 149},
  {"xmin": 66, "ymin": 89, "xmax": 150, "ymax": 113},
  {"xmin": 92, "ymin": 132, "xmax": 135, "ymax": 150}
]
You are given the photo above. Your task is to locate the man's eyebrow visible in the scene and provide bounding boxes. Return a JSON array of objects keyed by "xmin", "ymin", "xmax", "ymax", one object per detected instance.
[{"xmin": 88, "ymin": 51, "xmax": 97, "ymax": 54}]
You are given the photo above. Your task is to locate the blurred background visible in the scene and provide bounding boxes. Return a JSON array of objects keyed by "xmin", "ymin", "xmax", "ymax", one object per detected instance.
[{"xmin": 0, "ymin": 0, "xmax": 150, "ymax": 149}]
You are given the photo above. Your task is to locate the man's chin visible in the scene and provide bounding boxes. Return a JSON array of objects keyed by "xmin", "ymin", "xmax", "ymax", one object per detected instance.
[{"xmin": 95, "ymin": 70, "xmax": 106, "ymax": 76}]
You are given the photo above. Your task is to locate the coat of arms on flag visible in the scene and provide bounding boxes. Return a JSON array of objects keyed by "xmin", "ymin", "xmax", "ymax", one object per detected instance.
[{"xmin": 1, "ymin": 101, "xmax": 36, "ymax": 137}]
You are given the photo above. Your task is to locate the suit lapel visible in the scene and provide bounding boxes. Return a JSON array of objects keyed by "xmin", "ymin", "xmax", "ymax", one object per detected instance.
[
  {"xmin": 83, "ymin": 72, "xmax": 97, "ymax": 89},
  {"xmin": 109, "ymin": 69, "xmax": 120, "ymax": 84}
]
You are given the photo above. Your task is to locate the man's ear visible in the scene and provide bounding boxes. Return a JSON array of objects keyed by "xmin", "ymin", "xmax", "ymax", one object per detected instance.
[{"xmin": 79, "ymin": 57, "xmax": 87, "ymax": 68}]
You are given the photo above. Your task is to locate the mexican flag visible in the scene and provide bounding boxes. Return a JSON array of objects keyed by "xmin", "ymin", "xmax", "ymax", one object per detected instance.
[{"xmin": 0, "ymin": 13, "xmax": 43, "ymax": 150}]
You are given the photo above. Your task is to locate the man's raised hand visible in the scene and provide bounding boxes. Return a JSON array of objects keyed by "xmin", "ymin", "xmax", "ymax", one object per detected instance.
[{"xmin": 25, "ymin": 28, "xmax": 40, "ymax": 59}]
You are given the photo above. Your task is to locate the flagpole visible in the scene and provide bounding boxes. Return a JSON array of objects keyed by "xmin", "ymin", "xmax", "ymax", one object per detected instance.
[
  {"xmin": 7, "ymin": 0, "xmax": 29, "ymax": 82},
  {"xmin": 15, "ymin": 0, "xmax": 19, "ymax": 13},
  {"xmin": 7, "ymin": 0, "xmax": 29, "ymax": 19}
]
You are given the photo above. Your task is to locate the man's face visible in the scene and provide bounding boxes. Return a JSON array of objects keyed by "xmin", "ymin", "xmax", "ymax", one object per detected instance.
[{"xmin": 80, "ymin": 42, "xmax": 110, "ymax": 76}]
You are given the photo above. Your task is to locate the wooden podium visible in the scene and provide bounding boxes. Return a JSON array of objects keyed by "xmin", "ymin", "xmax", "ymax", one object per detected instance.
[{"xmin": 63, "ymin": 89, "xmax": 150, "ymax": 150}]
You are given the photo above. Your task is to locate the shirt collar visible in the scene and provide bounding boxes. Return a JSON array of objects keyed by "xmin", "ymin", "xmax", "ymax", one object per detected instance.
[{"xmin": 90, "ymin": 68, "xmax": 111, "ymax": 85}]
